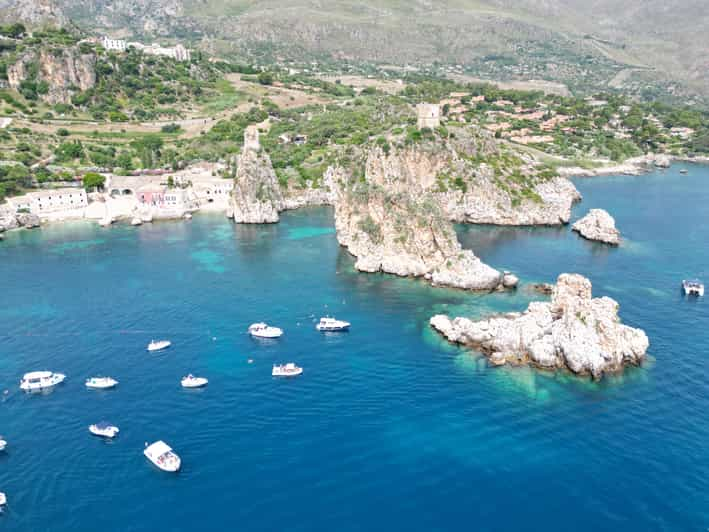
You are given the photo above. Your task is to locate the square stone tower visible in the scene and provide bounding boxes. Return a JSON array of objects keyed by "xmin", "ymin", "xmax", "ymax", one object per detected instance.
[
  {"xmin": 244, "ymin": 125, "xmax": 260, "ymax": 152},
  {"xmin": 416, "ymin": 103, "xmax": 441, "ymax": 130}
]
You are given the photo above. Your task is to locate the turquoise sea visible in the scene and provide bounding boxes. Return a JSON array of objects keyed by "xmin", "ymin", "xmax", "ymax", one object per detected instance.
[{"xmin": 0, "ymin": 164, "xmax": 708, "ymax": 531}]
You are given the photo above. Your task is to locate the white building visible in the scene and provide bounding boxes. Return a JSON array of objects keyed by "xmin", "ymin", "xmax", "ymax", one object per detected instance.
[
  {"xmin": 101, "ymin": 36, "xmax": 127, "ymax": 52},
  {"xmin": 129, "ymin": 42, "xmax": 191, "ymax": 62},
  {"xmin": 7, "ymin": 188, "xmax": 88, "ymax": 215}
]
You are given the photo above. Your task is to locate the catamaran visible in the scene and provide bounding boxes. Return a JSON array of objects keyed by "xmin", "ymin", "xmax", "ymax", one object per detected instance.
[
  {"xmin": 144, "ymin": 440, "xmax": 181, "ymax": 472},
  {"xmin": 19, "ymin": 371, "xmax": 66, "ymax": 392},
  {"xmin": 248, "ymin": 322, "xmax": 284, "ymax": 338},
  {"xmin": 316, "ymin": 316, "xmax": 351, "ymax": 332}
]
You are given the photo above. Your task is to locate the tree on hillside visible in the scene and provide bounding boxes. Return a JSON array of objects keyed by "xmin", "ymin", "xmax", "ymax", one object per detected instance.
[
  {"xmin": 83, "ymin": 172, "xmax": 105, "ymax": 191},
  {"xmin": 258, "ymin": 71, "xmax": 274, "ymax": 86}
]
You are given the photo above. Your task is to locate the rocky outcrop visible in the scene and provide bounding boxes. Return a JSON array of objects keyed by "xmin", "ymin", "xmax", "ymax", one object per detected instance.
[
  {"xmin": 0, "ymin": 206, "xmax": 40, "ymax": 230},
  {"xmin": 430, "ymin": 273, "xmax": 649, "ymax": 379},
  {"xmin": 8, "ymin": 47, "xmax": 96, "ymax": 105},
  {"xmin": 572, "ymin": 209, "xmax": 620, "ymax": 245},
  {"xmin": 363, "ymin": 139, "xmax": 580, "ymax": 226},
  {"xmin": 231, "ymin": 149, "xmax": 282, "ymax": 223}
]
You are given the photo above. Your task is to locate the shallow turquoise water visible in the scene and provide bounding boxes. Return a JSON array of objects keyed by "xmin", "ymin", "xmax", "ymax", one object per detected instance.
[{"xmin": 0, "ymin": 163, "xmax": 707, "ymax": 531}]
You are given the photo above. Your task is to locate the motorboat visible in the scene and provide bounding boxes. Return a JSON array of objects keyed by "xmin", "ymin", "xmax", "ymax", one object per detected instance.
[
  {"xmin": 316, "ymin": 316, "xmax": 351, "ymax": 332},
  {"xmin": 181, "ymin": 374, "xmax": 208, "ymax": 388},
  {"xmin": 0, "ymin": 438, "xmax": 6, "ymax": 451},
  {"xmin": 147, "ymin": 340, "xmax": 171, "ymax": 352},
  {"xmin": 272, "ymin": 363, "xmax": 303, "ymax": 377},
  {"xmin": 85, "ymin": 376, "xmax": 118, "ymax": 390},
  {"xmin": 144, "ymin": 440, "xmax": 181, "ymax": 472},
  {"xmin": 682, "ymin": 279, "xmax": 704, "ymax": 296},
  {"xmin": 89, "ymin": 422, "xmax": 120, "ymax": 438},
  {"xmin": 19, "ymin": 371, "xmax": 66, "ymax": 392},
  {"xmin": 248, "ymin": 322, "xmax": 283, "ymax": 338},
  {"xmin": 0, "ymin": 492, "xmax": 6, "ymax": 507}
]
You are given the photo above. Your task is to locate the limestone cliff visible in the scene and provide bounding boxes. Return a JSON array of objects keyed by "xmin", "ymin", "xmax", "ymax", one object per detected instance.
[
  {"xmin": 431, "ymin": 273, "xmax": 649, "ymax": 379},
  {"xmin": 230, "ymin": 149, "xmax": 282, "ymax": 224},
  {"xmin": 363, "ymin": 134, "xmax": 580, "ymax": 227},
  {"xmin": 8, "ymin": 46, "xmax": 96, "ymax": 105},
  {"xmin": 333, "ymin": 159, "xmax": 509, "ymax": 291}
]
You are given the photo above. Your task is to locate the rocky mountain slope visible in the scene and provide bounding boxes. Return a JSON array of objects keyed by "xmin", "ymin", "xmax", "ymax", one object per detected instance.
[{"xmin": 6, "ymin": 0, "xmax": 707, "ymax": 102}]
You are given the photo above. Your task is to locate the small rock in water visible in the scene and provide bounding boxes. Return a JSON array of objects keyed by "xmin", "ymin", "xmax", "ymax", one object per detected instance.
[{"xmin": 572, "ymin": 209, "xmax": 620, "ymax": 245}]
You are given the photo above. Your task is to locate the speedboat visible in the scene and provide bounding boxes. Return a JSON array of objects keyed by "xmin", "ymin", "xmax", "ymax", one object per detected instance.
[
  {"xmin": 316, "ymin": 316, "xmax": 350, "ymax": 332},
  {"xmin": 0, "ymin": 438, "xmax": 6, "ymax": 451},
  {"xmin": 147, "ymin": 340, "xmax": 171, "ymax": 352},
  {"xmin": 248, "ymin": 322, "xmax": 284, "ymax": 338},
  {"xmin": 272, "ymin": 363, "xmax": 303, "ymax": 377},
  {"xmin": 85, "ymin": 376, "xmax": 118, "ymax": 390},
  {"xmin": 0, "ymin": 492, "xmax": 6, "ymax": 507},
  {"xmin": 19, "ymin": 371, "xmax": 66, "ymax": 392},
  {"xmin": 144, "ymin": 440, "xmax": 181, "ymax": 472},
  {"xmin": 181, "ymin": 374, "xmax": 208, "ymax": 388},
  {"xmin": 89, "ymin": 422, "xmax": 119, "ymax": 438},
  {"xmin": 682, "ymin": 279, "xmax": 704, "ymax": 296}
]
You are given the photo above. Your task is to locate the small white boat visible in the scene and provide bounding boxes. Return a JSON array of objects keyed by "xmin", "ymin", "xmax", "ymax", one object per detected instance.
[
  {"xmin": 248, "ymin": 322, "xmax": 284, "ymax": 338},
  {"xmin": 19, "ymin": 371, "xmax": 66, "ymax": 392},
  {"xmin": 272, "ymin": 363, "xmax": 303, "ymax": 377},
  {"xmin": 682, "ymin": 279, "xmax": 704, "ymax": 296},
  {"xmin": 183, "ymin": 213, "xmax": 193, "ymax": 220},
  {"xmin": 316, "ymin": 316, "xmax": 351, "ymax": 332},
  {"xmin": 85, "ymin": 376, "xmax": 118, "ymax": 390},
  {"xmin": 89, "ymin": 422, "xmax": 119, "ymax": 438},
  {"xmin": 131, "ymin": 217, "xmax": 143, "ymax": 226},
  {"xmin": 0, "ymin": 492, "xmax": 6, "ymax": 507},
  {"xmin": 181, "ymin": 374, "xmax": 208, "ymax": 388},
  {"xmin": 0, "ymin": 438, "xmax": 6, "ymax": 451},
  {"xmin": 147, "ymin": 340, "xmax": 171, "ymax": 352},
  {"xmin": 144, "ymin": 440, "xmax": 181, "ymax": 472}
]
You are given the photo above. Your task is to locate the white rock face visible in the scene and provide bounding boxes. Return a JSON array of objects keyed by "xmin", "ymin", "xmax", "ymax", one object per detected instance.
[
  {"xmin": 572, "ymin": 209, "xmax": 620, "ymax": 245},
  {"xmin": 430, "ymin": 273, "xmax": 649, "ymax": 379}
]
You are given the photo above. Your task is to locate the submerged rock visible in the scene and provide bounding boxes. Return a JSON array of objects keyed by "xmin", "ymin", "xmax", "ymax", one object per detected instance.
[
  {"xmin": 572, "ymin": 209, "xmax": 620, "ymax": 245},
  {"xmin": 430, "ymin": 273, "xmax": 649, "ymax": 379}
]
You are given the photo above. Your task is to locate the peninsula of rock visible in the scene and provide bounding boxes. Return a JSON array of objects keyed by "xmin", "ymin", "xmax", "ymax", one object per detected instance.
[{"xmin": 430, "ymin": 273, "xmax": 649, "ymax": 379}]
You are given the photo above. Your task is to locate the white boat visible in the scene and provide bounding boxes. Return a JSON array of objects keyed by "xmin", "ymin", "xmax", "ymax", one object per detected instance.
[
  {"xmin": 147, "ymin": 340, "xmax": 171, "ymax": 352},
  {"xmin": 183, "ymin": 213, "xmax": 193, "ymax": 220},
  {"xmin": 682, "ymin": 279, "xmax": 704, "ymax": 296},
  {"xmin": 131, "ymin": 217, "xmax": 143, "ymax": 226},
  {"xmin": 248, "ymin": 322, "xmax": 284, "ymax": 338},
  {"xmin": 0, "ymin": 438, "xmax": 6, "ymax": 451},
  {"xmin": 0, "ymin": 492, "xmax": 6, "ymax": 507},
  {"xmin": 19, "ymin": 371, "xmax": 66, "ymax": 392},
  {"xmin": 181, "ymin": 374, "xmax": 208, "ymax": 388},
  {"xmin": 144, "ymin": 440, "xmax": 181, "ymax": 472},
  {"xmin": 316, "ymin": 316, "xmax": 351, "ymax": 332},
  {"xmin": 272, "ymin": 363, "xmax": 303, "ymax": 377},
  {"xmin": 89, "ymin": 422, "xmax": 119, "ymax": 438},
  {"xmin": 85, "ymin": 376, "xmax": 118, "ymax": 389}
]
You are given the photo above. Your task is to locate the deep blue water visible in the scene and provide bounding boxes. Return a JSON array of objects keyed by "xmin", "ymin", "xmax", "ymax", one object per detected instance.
[{"xmin": 0, "ymin": 163, "xmax": 708, "ymax": 531}]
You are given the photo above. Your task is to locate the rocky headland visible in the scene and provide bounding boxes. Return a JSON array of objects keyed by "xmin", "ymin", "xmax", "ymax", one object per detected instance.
[
  {"xmin": 430, "ymin": 273, "xmax": 649, "ymax": 379},
  {"xmin": 572, "ymin": 209, "xmax": 620, "ymax": 245},
  {"xmin": 230, "ymin": 148, "xmax": 282, "ymax": 223}
]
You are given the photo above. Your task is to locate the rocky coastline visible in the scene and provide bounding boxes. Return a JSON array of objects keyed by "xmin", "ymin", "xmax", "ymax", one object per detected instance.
[{"xmin": 430, "ymin": 273, "xmax": 649, "ymax": 379}]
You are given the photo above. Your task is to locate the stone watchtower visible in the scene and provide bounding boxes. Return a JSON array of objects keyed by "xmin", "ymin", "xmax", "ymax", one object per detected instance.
[
  {"xmin": 244, "ymin": 125, "xmax": 260, "ymax": 152},
  {"xmin": 416, "ymin": 103, "xmax": 441, "ymax": 130}
]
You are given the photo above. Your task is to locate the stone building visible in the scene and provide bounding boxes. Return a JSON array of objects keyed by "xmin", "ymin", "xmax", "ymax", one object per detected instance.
[
  {"xmin": 244, "ymin": 125, "xmax": 260, "ymax": 152},
  {"xmin": 7, "ymin": 188, "xmax": 88, "ymax": 215},
  {"xmin": 416, "ymin": 103, "xmax": 441, "ymax": 130}
]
